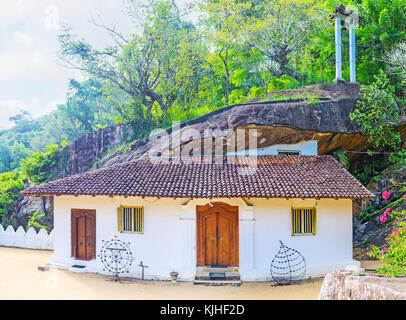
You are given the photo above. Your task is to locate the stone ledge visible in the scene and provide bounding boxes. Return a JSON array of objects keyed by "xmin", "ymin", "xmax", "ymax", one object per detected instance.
[{"xmin": 318, "ymin": 270, "xmax": 406, "ymax": 300}]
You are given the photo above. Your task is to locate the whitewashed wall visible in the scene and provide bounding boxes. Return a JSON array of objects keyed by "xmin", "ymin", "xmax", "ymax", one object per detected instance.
[
  {"xmin": 227, "ymin": 140, "xmax": 318, "ymax": 156},
  {"xmin": 50, "ymin": 195, "xmax": 358, "ymax": 281},
  {"xmin": 0, "ymin": 225, "xmax": 53, "ymax": 250}
]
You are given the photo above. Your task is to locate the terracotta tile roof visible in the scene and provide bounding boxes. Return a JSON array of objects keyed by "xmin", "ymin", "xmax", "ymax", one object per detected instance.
[{"xmin": 21, "ymin": 156, "xmax": 375, "ymax": 200}]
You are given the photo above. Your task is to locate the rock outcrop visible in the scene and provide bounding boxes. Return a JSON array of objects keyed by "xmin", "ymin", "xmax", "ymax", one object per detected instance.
[
  {"xmin": 12, "ymin": 194, "xmax": 53, "ymax": 230},
  {"xmin": 49, "ymin": 122, "xmax": 133, "ymax": 180},
  {"xmin": 319, "ymin": 270, "xmax": 406, "ymax": 300},
  {"xmin": 96, "ymin": 83, "xmax": 406, "ymax": 172}
]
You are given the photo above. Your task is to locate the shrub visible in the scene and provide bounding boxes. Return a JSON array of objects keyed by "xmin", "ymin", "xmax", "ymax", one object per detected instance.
[
  {"xmin": 349, "ymin": 71, "xmax": 402, "ymax": 163},
  {"xmin": 0, "ymin": 170, "xmax": 24, "ymax": 227},
  {"xmin": 20, "ymin": 144, "xmax": 60, "ymax": 184},
  {"xmin": 368, "ymin": 188, "xmax": 406, "ymax": 276},
  {"xmin": 27, "ymin": 210, "xmax": 49, "ymax": 231}
]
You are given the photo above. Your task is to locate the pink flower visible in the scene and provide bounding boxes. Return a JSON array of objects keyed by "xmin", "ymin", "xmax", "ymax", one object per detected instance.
[
  {"xmin": 380, "ymin": 215, "xmax": 388, "ymax": 223},
  {"xmin": 403, "ymin": 194, "xmax": 406, "ymax": 201},
  {"xmin": 382, "ymin": 191, "xmax": 391, "ymax": 200},
  {"xmin": 381, "ymin": 247, "xmax": 387, "ymax": 255},
  {"xmin": 383, "ymin": 208, "xmax": 390, "ymax": 216},
  {"xmin": 397, "ymin": 220, "xmax": 401, "ymax": 225},
  {"xmin": 391, "ymin": 229, "xmax": 400, "ymax": 236}
]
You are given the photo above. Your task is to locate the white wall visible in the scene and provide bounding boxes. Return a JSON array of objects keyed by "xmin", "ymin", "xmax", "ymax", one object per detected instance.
[
  {"xmin": 0, "ymin": 225, "xmax": 53, "ymax": 250},
  {"xmin": 50, "ymin": 195, "xmax": 357, "ymax": 281},
  {"xmin": 227, "ymin": 140, "xmax": 318, "ymax": 156}
]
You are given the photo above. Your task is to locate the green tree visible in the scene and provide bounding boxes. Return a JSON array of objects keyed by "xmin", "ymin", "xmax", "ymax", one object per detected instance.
[
  {"xmin": 349, "ymin": 71, "xmax": 402, "ymax": 162},
  {"xmin": 58, "ymin": 0, "xmax": 209, "ymax": 138},
  {"xmin": 200, "ymin": 0, "xmax": 251, "ymax": 105},
  {"xmin": 242, "ymin": 0, "xmax": 328, "ymax": 80}
]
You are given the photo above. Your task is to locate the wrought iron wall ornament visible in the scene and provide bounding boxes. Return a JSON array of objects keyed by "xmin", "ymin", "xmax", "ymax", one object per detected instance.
[
  {"xmin": 270, "ymin": 241, "xmax": 306, "ymax": 285},
  {"xmin": 99, "ymin": 235, "xmax": 134, "ymax": 282}
]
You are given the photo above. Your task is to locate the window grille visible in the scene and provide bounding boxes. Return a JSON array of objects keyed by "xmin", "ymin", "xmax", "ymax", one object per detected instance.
[
  {"xmin": 117, "ymin": 206, "xmax": 144, "ymax": 233},
  {"xmin": 278, "ymin": 150, "xmax": 301, "ymax": 156},
  {"xmin": 291, "ymin": 208, "xmax": 316, "ymax": 235}
]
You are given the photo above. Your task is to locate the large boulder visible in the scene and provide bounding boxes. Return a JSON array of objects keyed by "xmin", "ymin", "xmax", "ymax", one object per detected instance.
[
  {"xmin": 96, "ymin": 83, "xmax": 406, "ymax": 172},
  {"xmin": 12, "ymin": 195, "xmax": 53, "ymax": 230},
  {"xmin": 48, "ymin": 122, "xmax": 133, "ymax": 180},
  {"xmin": 319, "ymin": 270, "xmax": 406, "ymax": 300}
]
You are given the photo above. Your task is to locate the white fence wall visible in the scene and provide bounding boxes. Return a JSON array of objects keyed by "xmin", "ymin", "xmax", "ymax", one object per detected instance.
[{"xmin": 0, "ymin": 225, "xmax": 54, "ymax": 250}]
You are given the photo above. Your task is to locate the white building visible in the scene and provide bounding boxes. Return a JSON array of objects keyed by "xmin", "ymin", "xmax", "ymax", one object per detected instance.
[{"xmin": 22, "ymin": 141, "xmax": 374, "ymax": 283}]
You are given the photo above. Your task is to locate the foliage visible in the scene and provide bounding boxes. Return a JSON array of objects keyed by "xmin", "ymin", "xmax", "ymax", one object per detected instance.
[
  {"xmin": 27, "ymin": 211, "xmax": 49, "ymax": 231},
  {"xmin": 358, "ymin": 206, "xmax": 377, "ymax": 221},
  {"xmin": 0, "ymin": 171, "xmax": 24, "ymax": 227},
  {"xmin": 386, "ymin": 42, "xmax": 406, "ymax": 82},
  {"xmin": 354, "ymin": 162, "xmax": 380, "ymax": 186},
  {"xmin": 20, "ymin": 143, "xmax": 65, "ymax": 185},
  {"xmin": 350, "ymin": 71, "xmax": 402, "ymax": 162},
  {"xmin": 330, "ymin": 148, "xmax": 350, "ymax": 170},
  {"xmin": 369, "ymin": 188, "xmax": 406, "ymax": 277},
  {"xmin": 242, "ymin": 0, "xmax": 329, "ymax": 80}
]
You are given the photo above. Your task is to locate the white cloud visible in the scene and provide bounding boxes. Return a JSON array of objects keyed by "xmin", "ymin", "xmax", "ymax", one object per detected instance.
[
  {"xmin": 0, "ymin": 0, "xmax": 191, "ymax": 130},
  {"xmin": 0, "ymin": 0, "xmax": 134, "ymax": 129},
  {"xmin": 0, "ymin": 99, "xmax": 28, "ymax": 129}
]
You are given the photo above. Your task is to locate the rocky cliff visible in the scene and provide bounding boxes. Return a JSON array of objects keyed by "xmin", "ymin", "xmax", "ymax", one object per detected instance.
[{"xmin": 49, "ymin": 122, "xmax": 134, "ymax": 179}]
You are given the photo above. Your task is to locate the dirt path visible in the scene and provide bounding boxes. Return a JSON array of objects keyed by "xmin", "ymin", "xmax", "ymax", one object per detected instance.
[{"xmin": 0, "ymin": 246, "xmax": 323, "ymax": 300}]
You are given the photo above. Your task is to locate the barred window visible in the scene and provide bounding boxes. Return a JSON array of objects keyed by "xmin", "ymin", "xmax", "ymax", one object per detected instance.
[
  {"xmin": 291, "ymin": 208, "xmax": 316, "ymax": 235},
  {"xmin": 278, "ymin": 150, "xmax": 301, "ymax": 156},
  {"xmin": 117, "ymin": 206, "xmax": 144, "ymax": 233}
]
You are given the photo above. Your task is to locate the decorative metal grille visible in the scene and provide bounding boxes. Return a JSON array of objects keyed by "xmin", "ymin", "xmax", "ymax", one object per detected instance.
[
  {"xmin": 99, "ymin": 235, "xmax": 134, "ymax": 282},
  {"xmin": 291, "ymin": 207, "xmax": 316, "ymax": 235},
  {"xmin": 270, "ymin": 241, "xmax": 306, "ymax": 285},
  {"xmin": 117, "ymin": 206, "xmax": 144, "ymax": 233}
]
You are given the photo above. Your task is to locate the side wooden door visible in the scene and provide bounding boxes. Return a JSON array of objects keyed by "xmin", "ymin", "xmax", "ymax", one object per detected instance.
[
  {"xmin": 196, "ymin": 203, "xmax": 238, "ymax": 267},
  {"xmin": 71, "ymin": 209, "xmax": 96, "ymax": 260}
]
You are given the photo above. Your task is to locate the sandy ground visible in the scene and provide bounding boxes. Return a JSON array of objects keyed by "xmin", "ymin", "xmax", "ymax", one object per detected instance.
[{"xmin": 0, "ymin": 246, "xmax": 323, "ymax": 300}]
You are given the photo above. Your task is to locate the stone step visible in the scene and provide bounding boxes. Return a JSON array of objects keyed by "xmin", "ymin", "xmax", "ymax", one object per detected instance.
[
  {"xmin": 193, "ymin": 279, "xmax": 241, "ymax": 286},
  {"xmin": 195, "ymin": 271, "xmax": 241, "ymax": 281}
]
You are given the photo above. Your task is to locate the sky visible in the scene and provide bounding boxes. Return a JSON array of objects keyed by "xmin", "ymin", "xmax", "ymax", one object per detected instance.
[{"xmin": 0, "ymin": 0, "xmax": 189, "ymax": 130}]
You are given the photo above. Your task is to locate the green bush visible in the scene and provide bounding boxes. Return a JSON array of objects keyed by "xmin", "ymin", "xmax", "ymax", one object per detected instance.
[
  {"xmin": 27, "ymin": 210, "xmax": 49, "ymax": 231},
  {"xmin": 0, "ymin": 170, "xmax": 24, "ymax": 227},
  {"xmin": 369, "ymin": 185, "xmax": 406, "ymax": 277},
  {"xmin": 354, "ymin": 163, "xmax": 380, "ymax": 186},
  {"xmin": 20, "ymin": 144, "xmax": 60, "ymax": 184}
]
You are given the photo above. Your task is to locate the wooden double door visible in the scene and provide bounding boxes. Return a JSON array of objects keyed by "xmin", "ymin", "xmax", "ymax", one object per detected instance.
[
  {"xmin": 71, "ymin": 209, "xmax": 96, "ymax": 261},
  {"xmin": 196, "ymin": 202, "xmax": 239, "ymax": 267}
]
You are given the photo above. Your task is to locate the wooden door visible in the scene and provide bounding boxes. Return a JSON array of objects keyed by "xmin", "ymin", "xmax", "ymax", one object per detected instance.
[
  {"xmin": 196, "ymin": 203, "xmax": 238, "ymax": 266},
  {"xmin": 71, "ymin": 209, "xmax": 96, "ymax": 261}
]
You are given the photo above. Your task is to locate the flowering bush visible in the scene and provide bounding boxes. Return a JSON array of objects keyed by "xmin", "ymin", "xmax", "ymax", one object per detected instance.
[
  {"xmin": 382, "ymin": 190, "xmax": 391, "ymax": 200},
  {"xmin": 369, "ymin": 190, "xmax": 406, "ymax": 276}
]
